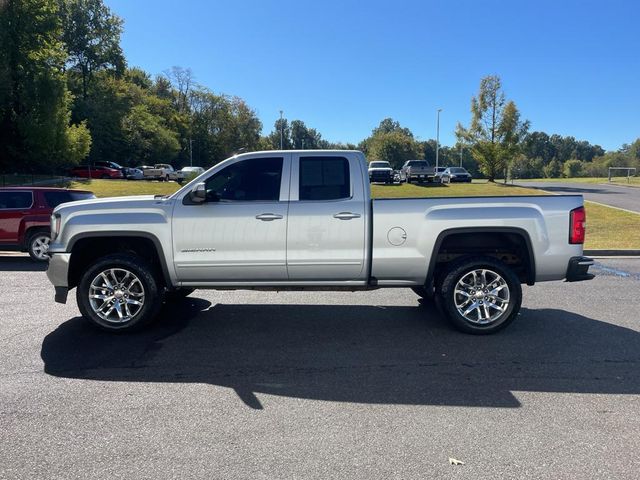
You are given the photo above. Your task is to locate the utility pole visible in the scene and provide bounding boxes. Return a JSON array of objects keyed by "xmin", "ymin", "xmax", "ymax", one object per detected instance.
[
  {"xmin": 435, "ymin": 109, "xmax": 442, "ymax": 171},
  {"xmin": 279, "ymin": 110, "xmax": 284, "ymax": 149},
  {"xmin": 189, "ymin": 139, "xmax": 193, "ymax": 166},
  {"xmin": 301, "ymin": 139, "xmax": 305, "ymax": 150},
  {"xmin": 459, "ymin": 144, "xmax": 463, "ymax": 167}
]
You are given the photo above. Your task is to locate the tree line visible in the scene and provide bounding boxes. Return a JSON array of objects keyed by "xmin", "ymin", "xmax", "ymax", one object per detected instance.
[{"xmin": 1, "ymin": 0, "xmax": 638, "ymax": 179}]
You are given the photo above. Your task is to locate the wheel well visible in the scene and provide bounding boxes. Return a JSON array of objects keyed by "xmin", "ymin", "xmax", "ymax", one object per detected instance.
[
  {"xmin": 68, "ymin": 236, "xmax": 168, "ymax": 289},
  {"xmin": 23, "ymin": 226, "xmax": 49, "ymax": 248},
  {"xmin": 428, "ymin": 230, "xmax": 535, "ymax": 287}
]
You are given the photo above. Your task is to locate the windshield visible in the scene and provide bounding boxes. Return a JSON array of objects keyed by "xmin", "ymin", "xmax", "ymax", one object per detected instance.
[
  {"xmin": 436, "ymin": 167, "xmax": 446, "ymax": 172},
  {"xmin": 407, "ymin": 161, "xmax": 428, "ymax": 167},
  {"xmin": 369, "ymin": 162, "xmax": 391, "ymax": 168},
  {"xmin": 70, "ymin": 192, "xmax": 96, "ymax": 201},
  {"xmin": 450, "ymin": 167, "xmax": 468, "ymax": 173}
]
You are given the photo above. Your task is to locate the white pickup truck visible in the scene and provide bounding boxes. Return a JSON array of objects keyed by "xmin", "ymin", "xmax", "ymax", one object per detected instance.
[
  {"xmin": 47, "ymin": 150, "xmax": 593, "ymax": 334},
  {"xmin": 142, "ymin": 164, "xmax": 185, "ymax": 183}
]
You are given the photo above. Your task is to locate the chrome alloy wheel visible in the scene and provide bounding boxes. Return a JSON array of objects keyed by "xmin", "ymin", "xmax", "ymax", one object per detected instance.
[
  {"xmin": 453, "ymin": 269, "xmax": 510, "ymax": 325},
  {"xmin": 31, "ymin": 234, "xmax": 50, "ymax": 260},
  {"xmin": 88, "ymin": 268, "xmax": 145, "ymax": 323}
]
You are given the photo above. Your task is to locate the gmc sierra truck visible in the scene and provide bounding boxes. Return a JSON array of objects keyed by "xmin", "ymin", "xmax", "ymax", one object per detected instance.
[{"xmin": 46, "ymin": 150, "xmax": 594, "ymax": 334}]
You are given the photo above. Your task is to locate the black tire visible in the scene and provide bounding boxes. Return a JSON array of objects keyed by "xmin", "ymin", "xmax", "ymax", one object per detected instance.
[
  {"xmin": 164, "ymin": 288, "xmax": 195, "ymax": 302},
  {"xmin": 100, "ymin": 174, "xmax": 109, "ymax": 179},
  {"xmin": 407, "ymin": 177, "xmax": 412, "ymax": 184},
  {"xmin": 76, "ymin": 253, "xmax": 162, "ymax": 332},
  {"xmin": 438, "ymin": 256, "xmax": 522, "ymax": 335},
  {"xmin": 27, "ymin": 230, "xmax": 51, "ymax": 261}
]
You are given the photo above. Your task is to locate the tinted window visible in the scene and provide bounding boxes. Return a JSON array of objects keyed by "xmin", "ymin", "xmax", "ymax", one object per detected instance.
[
  {"xmin": 451, "ymin": 168, "xmax": 467, "ymax": 173},
  {"xmin": 43, "ymin": 191, "xmax": 94, "ymax": 208},
  {"xmin": 0, "ymin": 192, "xmax": 33, "ymax": 209},
  {"xmin": 299, "ymin": 156, "xmax": 350, "ymax": 201},
  {"xmin": 370, "ymin": 162, "xmax": 390, "ymax": 168},
  {"xmin": 205, "ymin": 157, "xmax": 283, "ymax": 201},
  {"xmin": 407, "ymin": 161, "xmax": 428, "ymax": 167}
]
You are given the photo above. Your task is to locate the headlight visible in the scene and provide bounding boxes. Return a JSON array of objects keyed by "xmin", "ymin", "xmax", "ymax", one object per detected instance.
[{"xmin": 51, "ymin": 214, "xmax": 61, "ymax": 241}]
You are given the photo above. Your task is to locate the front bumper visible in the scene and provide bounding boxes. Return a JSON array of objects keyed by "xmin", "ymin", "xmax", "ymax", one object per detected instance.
[
  {"xmin": 566, "ymin": 256, "xmax": 595, "ymax": 282},
  {"xmin": 47, "ymin": 253, "xmax": 71, "ymax": 303}
]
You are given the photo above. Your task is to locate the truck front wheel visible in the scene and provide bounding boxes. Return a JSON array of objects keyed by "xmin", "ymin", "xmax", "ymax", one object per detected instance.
[
  {"xmin": 76, "ymin": 254, "xmax": 162, "ymax": 332},
  {"xmin": 438, "ymin": 256, "xmax": 522, "ymax": 334}
]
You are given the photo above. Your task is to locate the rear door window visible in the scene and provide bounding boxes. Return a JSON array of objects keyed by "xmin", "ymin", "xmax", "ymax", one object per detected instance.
[
  {"xmin": 299, "ymin": 157, "xmax": 350, "ymax": 201},
  {"xmin": 0, "ymin": 192, "xmax": 33, "ymax": 209}
]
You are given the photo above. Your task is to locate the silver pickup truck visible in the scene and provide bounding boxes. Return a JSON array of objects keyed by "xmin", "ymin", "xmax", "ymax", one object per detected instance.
[{"xmin": 46, "ymin": 150, "xmax": 593, "ymax": 334}]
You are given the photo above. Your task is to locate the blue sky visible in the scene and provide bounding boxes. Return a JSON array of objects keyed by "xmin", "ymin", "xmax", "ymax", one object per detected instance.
[{"xmin": 106, "ymin": 0, "xmax": 639, "ymax": 150}]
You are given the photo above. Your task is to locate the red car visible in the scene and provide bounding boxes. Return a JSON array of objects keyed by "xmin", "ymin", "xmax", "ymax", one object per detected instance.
[
  {"xmin": 70, "ymin": 165, "xmax": 124, "ymax": 179},
  {"xmin": 0, "ymin": 187, "xmax": 95, "ymax": 261}
]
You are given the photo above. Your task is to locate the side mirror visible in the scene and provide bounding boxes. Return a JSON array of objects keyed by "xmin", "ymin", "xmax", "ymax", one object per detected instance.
[{"xmin": 189, "ymin": 182, "xmax": 207, "ymax": 203}]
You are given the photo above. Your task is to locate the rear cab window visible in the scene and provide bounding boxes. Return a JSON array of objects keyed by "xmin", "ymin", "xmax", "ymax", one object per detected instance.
[{"xmin": 299, "ymin": 156, "xmax": 350, "ymax": 201}]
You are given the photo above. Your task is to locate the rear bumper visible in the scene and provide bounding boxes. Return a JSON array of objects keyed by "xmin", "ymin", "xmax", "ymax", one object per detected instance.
[
  {"xmin": 565, "ymin": 256, "xmax": 595, "ymax": 282},
  {"xmin": 47, "ymin": 253, "xmax": 71, "ymax": 303}
]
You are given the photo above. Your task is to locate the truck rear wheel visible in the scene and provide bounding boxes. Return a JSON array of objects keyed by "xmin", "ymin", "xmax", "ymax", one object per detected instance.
[
  {"xmin": 76, "ymin": 254, "xmax": 162, "ymax": 332},
  {"xmin": 437, "ymin": 256, "xmax": 522, "ymax": 334}
]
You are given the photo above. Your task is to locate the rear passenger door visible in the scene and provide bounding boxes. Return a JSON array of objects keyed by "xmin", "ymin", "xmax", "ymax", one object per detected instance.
[
  {"xmin": 0, "ymin": 191, "xmax": 34, "ymax": 244},
  {"xmin": 286, "ymin": 154, "xmax": 367, "ymax": 281}
]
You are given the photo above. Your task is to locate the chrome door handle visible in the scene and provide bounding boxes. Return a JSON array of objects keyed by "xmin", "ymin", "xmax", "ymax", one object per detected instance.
[
  {"xmin": 333, "ymin": 212, "xmax": 361, "ymax": 220},
  {"xmin": 255, "ymin": 213, "xmax": 283, "ymax": 221}
]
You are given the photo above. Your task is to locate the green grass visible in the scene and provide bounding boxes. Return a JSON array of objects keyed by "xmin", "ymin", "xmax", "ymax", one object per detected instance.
[
  {"xmin": 62, "ymin": 178, "xmax": 639, "ymax": 250},
  {"xmin": 516, "ymin": 177, "xmax": 640, "ymax": 187},
  {"xmin": 67, "ymin": 179, "xmax": 181, "ymax": 197},
  {"xmin": 584, "ymin": 201, "xmax": 640, "ymax": 250}
]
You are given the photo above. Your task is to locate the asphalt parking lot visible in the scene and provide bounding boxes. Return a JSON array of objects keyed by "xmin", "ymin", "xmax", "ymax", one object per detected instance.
[
  {"xmin": 1, "ymin": 255, "xmax": 639, "ymax": 479},
  {"xmin": 517, "ymin": 181, "xmax": 640, "ymax": 212}
]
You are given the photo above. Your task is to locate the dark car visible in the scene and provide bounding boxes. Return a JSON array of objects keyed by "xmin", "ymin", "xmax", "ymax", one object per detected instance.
[
  {"xmin": 70, "ymin": 165, "xmax": 124, "ymax": 179},
  {"xmin": 0, "ymin": 187, "xmax": 95, "ymax": 260},
  {"xmin": 94, "ymin": 161, "xmax": 130, "ymax": 178},
  {"xmin": 441, "ymin": 167, "xmax": 472, "ymax": 183}
]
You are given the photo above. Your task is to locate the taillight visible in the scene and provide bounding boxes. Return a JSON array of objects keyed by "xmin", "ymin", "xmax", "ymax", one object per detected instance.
[{"xmin": 569, "ymin": 206, "xmax": 586, "ymax": 244}]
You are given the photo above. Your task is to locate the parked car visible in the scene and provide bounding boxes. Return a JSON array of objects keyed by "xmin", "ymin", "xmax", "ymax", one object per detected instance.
[
  {"xmin": 47, "ymin": 150, "xmax": 593, "ymax": 335},
  {"xmin": 180, "ymin": 166, "xmax": 206, "ymax": 179},
  {"xmin": 400, "ymin": 160, "xmax": 436, "ymax": 183},
  {"xmin": 94, "ymin": 161, "xmax": 129, "ymax": 178},
  {"xmin": 442, "ymin": 167, "xmax": 472, "ymax": 183},
  {"xmin": 368, "ymin": 161, "xmax": 394, "ymax": 184},
  {"xmin": 0, "ymin": 187, "xmax": 95, "ymax": 261},
  {"xmin": 70, "ymin": 165, "xmax": 123, "ymax": 179},
  {"xmin": 125, "ymin": 167, "xmax": 145, "ymax": 180},
  {"xmin": 434, "ymin": 166, "xmax": 447, "ymax": 183},
  {"xmin": 143, "ymin": 164, "xmax": 185, "ymax": 183}
]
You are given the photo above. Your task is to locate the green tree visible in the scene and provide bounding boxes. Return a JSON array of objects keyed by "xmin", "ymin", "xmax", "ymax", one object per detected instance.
[
  {"xmin": 543, "ymin": 159, "xmax": 562, "ymax": 178},
  {"xmin": 368, "ymin": 131, "xmax": 422, "ymax": 168},
  {"xmin": 290, "ymin": 119, "xmax": 322, "ymax": 149},
  {"xmin": 59, "ymin": 0, "xmax": 125, "ymax": 99},
  {"xmin": 456, "ymin": 75, "xmax": 529, "ymax": 181},
  {"xmin": 562, "ymin": 159, "xmax": 584, "ymax": 178},
  {"xmin": 0, "ymin": 0, "xmax": 90, "ymax": 172},
  {"xmin": 122, "ymin": 104, "xmax": 180, "ymax": 163}
]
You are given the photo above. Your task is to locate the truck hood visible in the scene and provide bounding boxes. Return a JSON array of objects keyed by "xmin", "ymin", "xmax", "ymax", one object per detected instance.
[{"xmin": 53, "ymin": 195, "xmax": 161, "ymax": 215}]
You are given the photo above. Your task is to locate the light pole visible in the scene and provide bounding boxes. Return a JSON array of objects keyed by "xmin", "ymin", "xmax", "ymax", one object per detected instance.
[
  {"xmin": 459, "ymin": 144, "xmax": 463, "ymax": 168},
  {"xmin": 279, "ymin": 110, "xmax": 284, "ymax": 149},
  {"xmin": 189, "ymin": 138, "xmax": 193, "ymax": 166},
  {"xmin": 435, "ymin": 108, "xmax": 442, "ymax": 171}
]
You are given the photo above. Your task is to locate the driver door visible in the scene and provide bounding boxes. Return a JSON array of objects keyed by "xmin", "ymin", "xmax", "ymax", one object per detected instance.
[{"xmin": 172, "ymin": 155, "xmax": 290, "ymax": 283}]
